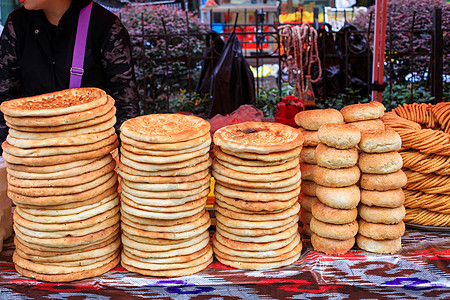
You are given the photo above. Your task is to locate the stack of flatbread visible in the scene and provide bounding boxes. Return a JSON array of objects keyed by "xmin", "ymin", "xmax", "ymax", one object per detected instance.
[
  {"xmin": 0, "ymin": 88, "xmax": 120, "ymax": 282},
  {"xmin": 212, "ymin": 122, "xmax": 304, "ymax": 270},
  {"xmin": 118, "ymin": 114, "xmax": 213, "ymax": 277}
]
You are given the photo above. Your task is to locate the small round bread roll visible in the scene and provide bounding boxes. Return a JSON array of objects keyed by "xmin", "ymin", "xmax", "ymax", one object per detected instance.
[
  {"xmin": 360, "ymin": 189, "xmax": 405, "ymax": 208},
  {"xmin": 311, "ymin": 233, "xmax": 355, "ymax": 255},
  {"xmin": 311, "ymin": 198, "xmax": 358, "ymax": 225},
  {"xmin": 358, "ymin": 219, "xmax": 405, "ymax": 240},
  {"xmin": 347, "ymin": 119, "xmax": 385, "ymax": 133},
  {"xmin": 315, "ymin": 184, "xmax": 360, "ymax": 209},
  {"xmin": 299, "ymin": 208, "xmax": 313, "ymax": 224},
  {"xmin": 340, "ymin": 101, "xmax": 386, "ymax": 122},
  {"xmin": 359, "ymin": 130, "xmax": 402, "ymax": 153},
  {"xmin": 310, "ymin": 217, "xmax": 358, "ymax": 240},
  {"xmin": 301, "ymin": 180, "xmax": 318, "ymax": 197},
  {"xmin": 295, "ymin": 109, "xmax": 344, "ymax": 131},
  {"xmin": 315, "ymin": 143, "xmax": 358, "ymax": 169},
  {"xmin": 360, "ymin": 170, "xmax": 407, "ymax": 191},
  {"xmin": 300, "ymin": 129, "xmax": 320, "ymax": 147},
  {"xmin": 356, "ymin": 234, "xmax": 401, "ymax": 254},
  {"xmin": 300, "ymin": 146, "xmax": 316, "ymax": 164},
  {"xmin": 358, "ymin": 204, "xmax": 406, "ymax": 224},
  {"xmin": 358, "ymin": 151, "xmax": 403, "ymax": 174},
  {"xmin": 299, "ymin": 194, "xmax": 316, "ymax": 212},
  {"xmin": 317, "ymin": 123, "xmax": 361, "ymax": 149},
  {"xmin": 301, "ymin": 163, "xmax": 316, "ymax": 181},
  {"xmin": 313, "ymin": 165, "xmax": 360, "ymax": 187}
]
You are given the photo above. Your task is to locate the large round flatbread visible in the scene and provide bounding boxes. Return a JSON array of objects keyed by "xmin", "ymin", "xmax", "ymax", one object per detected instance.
[
  {"xmin": 118, "ymin": 158, "xmax": 212, "ymax": 177},
  {"xmin": 122, "ymin": 137, "xmax": 211, "ymax": 156},
  {"xmin": 16, "ymin": 236, "xmax": 120, "ymax": 263},
  {"xmin": 14, "ymin": 253, "xmax": 120, "ymax": 282},
  {"xmin": 118, "ymin": 168, "xmax": 209, "ymax": 184},
  {"xmin": 7, "ymin": 159, "xmax": 116, "ymax": 188},
  {"xmin": 15, "ymin": 197, "xmax": 119, "ymax": 223},
  {"xmin": 6, "ymin": 154, "xmax": 113, "ymax": 180},
  {"xmin": 15, "ymin": 192, "xmax": 118, "ymax": 219},
  {"xmin": 215, "ymin": 201, "xmax": 300, "ymax": 221},
  {"xmin": 0, "ymin": 88, "xmax": 107, "ymax": 117},
  {"xmin": 216, "ymin": 156, "xmax": 299, "ymax": 174},
  {"xmin": 6, "ymin": 127, "xmax": 116, "ymax": 149},
  {"xmin": 14, "ymin": 223, "xmax": 120, "ymax": 248},
  {"xmin": 123, "ymin": 243, "xmax": 211, "ymax": 264},
  {"xmin": 120, "ymin": 180, "xmax": 209, "ymax": 199},
  {"xmin": 213, "ymin": 160, "xmax": 300, "ymax": 182},
  {"xmin": 121, "ymin": 255, "xmax": 213, "ymax": 277},
  {"xmin": 120, "ymin": 153, "xmax": 209, "ymax": 172},
  {"xmin": 213, "ymin": 233, "xmax": 301, "ymax": 258},
  {"xmin": 121, "ymin": 210, "xmax": 210, "ymax": 233},
  {"xmin": 124, "ymin": 234, "xmax": 210, "ymax": 259},
  {"xmin": 120, "ymin": 146, "xmax": 209, "ymax": 164},
  {"xmin": 214, "ymin": 183, "xmax": 300, "ymax": 202},
  {"xmin": 120, "ymin": 187, "xmax": 209, "ymax": 207},
  {"xmin": 214, "ymin": 246, "xmax": 300, "ymax": 270},
  {"xmin": 121, "ymin": 218, "xmax": 210, "ymax": 240},
  {"xmin": 216, "ymin": 224, "xmax": 298, "ymax": 243},
  {"xmin": 8, "ymin": 116, "xmax": 116, "ymax": 139},
  {"xmin": 214, "ymin": 122, "xmax": 303, "ymax": 154},
  {"xmin": 9, "ymin": 176, "xmax": 118, "ymax": 207},
  {"xmin": 221, "ymin": 146, "xmax": 302, "ymax": 162},
  {"xmin": 215, "ymin": 191, "xmax": 297, "ymax": 212},
  {"xmin": 120, "ymin": 132, "xmax": 211, "ymax": 151},
  {"xmin": 121, "ymin": 245, "xmax": 213, "ymax": 270},
  {"xmin": 121, "ymin": 114, "xmax": 210, "ymax": 143},
  {"xmin": 7, "ymin": 104, "xmax": 116, "ymax": 132},
  {"xmin": 15, "ymin": 227, "xmax": 120, "ymax": 253},
  {"xmin": 13, "ymin": 211, "xmax": 119, "ymax": 238},
  {"xmin": 217, "ymin": 219, "xmax": 297, "ymax": 236},
  {"xmin": 8, "ymin": 171, "xmax": 116, "ymax": 196},
  {"xmin": 213, "ymin": 146, "xmax": 295, "ymax": 167},
  {"xmin": 4, "ymin": 95, "xmax": 114, "ymax": 127},
  {"xmin": 214, "ymin": 242, "xmax": 302, "ymax": 263},
  {"xmin": 215, "ymin": 231, "xmax": 298, "ymax": 251},
  {"xmin": 212, "ymin": 169, "xmax": 300, "ymax": 189},
  {"xmin": 121, "ymin": 200, "xmax": 205, "ymax": 220},
  {"xmin": 121, "ymin": 173, "xmax": 210, "ymax": 192},
  {"xmin": 121, "ymin": 194, "xmax": 207, "ymax": 213},
  {"xmin": 2, "ymin": 139, "xmax": 119, "ymax": 166},
  {"xmin": 120, "ymin": 209, "xmax": 206, "ymax": 227},
  {"xmin": 3, "ymin": 133, "xmax": 117, "ymax": 157},
  {"xmin": 121, "ymin": 230, "xmax": 209, "ymax": 252}
]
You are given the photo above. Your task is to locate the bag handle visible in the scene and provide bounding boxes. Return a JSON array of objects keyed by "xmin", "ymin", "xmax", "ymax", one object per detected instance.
[{"xmin": 69, "ymin": 2, "xmax": 93, "ymax": 89}]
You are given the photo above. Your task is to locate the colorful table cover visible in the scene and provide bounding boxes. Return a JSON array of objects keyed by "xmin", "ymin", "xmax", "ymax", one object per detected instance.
[{"xmin": 0, "ymin": 228, "xmax": 449, "ymax": 299}]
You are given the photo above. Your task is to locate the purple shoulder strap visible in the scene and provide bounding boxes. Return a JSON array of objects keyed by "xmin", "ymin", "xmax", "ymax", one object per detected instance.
[{"xmin": 69, "ymin": 2, "xmax": 93, "ymax": 89}]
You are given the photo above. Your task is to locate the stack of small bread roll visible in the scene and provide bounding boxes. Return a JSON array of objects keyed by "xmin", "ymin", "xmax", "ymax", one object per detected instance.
[
  {"xmin": 294, "ymin": 109, "xmax": 344, "ymax": 236},
  {"xmin": 357, "ymin": 130, "xmax": 407, "ymax": 254},
  {"xmin": 310, "ymin": 123, "xmax": 361, "ymax": 255}
]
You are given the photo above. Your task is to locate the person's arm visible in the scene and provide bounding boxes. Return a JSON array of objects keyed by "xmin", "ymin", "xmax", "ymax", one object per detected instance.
[
  {"xmin": 100, "ymin": 18, "xmax": 140, "ymax": 133},
  {"xmin": 0, "ymin": 17, "xmax": 22, "ymax": 150}
]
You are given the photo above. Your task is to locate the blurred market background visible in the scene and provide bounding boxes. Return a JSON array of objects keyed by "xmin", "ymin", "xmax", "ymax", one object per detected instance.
[{"xmin": 0, "ymin": 0, "xmax": 449, "ymax": 119}]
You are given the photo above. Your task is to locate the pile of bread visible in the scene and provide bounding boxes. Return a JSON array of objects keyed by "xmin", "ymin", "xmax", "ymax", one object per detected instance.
[
  {"xmin": 117, "ymin": 114, "xmax": 213, "ymax": 277},
  {"xmin": 211, "ymin": 122, "xmax": 303, "ymax": 270},
  {"xmin": 382, "ymin": 102, "xmax": 450, "ymax": 227},
  {"xmin": 295, "ymin": 101, "xmax": 406, "ymax": 254},
  {"xmin": 0, "ymin": 88, "xmax": 121, "ymax": 282}
]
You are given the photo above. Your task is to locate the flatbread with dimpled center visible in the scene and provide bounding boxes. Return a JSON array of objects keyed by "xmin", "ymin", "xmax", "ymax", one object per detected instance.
[
  {"xmin": 214, "ymin": 122, "xmax": 304, "ymax": 154},
  {"xmin": 120, "ymin": 114, "xmax": 210, "ymax": 143},
  {"xmin": 0, "ymin": 88, "xmax": 107, "ymax": 117}
]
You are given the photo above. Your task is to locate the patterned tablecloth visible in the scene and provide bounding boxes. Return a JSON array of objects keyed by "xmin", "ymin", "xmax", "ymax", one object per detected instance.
[{"xmin": 0, "ymin": 228, "xmax": 449, "ymax": 299}]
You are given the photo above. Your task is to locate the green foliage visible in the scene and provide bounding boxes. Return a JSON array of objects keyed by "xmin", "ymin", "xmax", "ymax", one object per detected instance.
[
  {"xmin": 168, "ymin": 90, "xmax": 210, "ymax": 119},
  {"xmin": 255, "ymin": 83, "xmax": 296, "ymax": 117},
  {"xmin": 120, "ymin": 4, "xmax": 208, "ymax": 115},
  {"xmin": 315, "ymin": 82, "xmax": 437, "ymax": 111}
]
